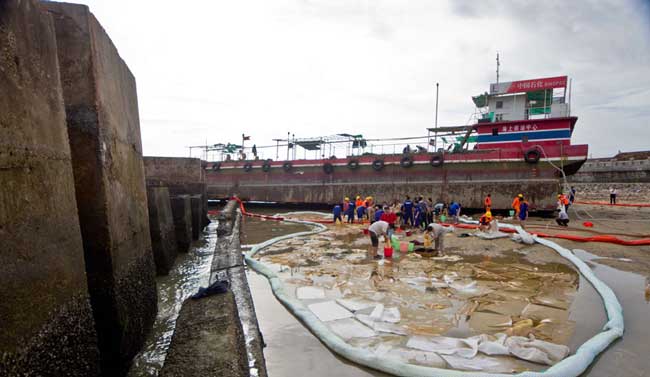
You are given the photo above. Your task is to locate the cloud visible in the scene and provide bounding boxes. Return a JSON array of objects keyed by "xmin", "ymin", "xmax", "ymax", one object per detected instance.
[{"xmin": 62, "ymin": 0, "xmax": 650, "ymax": 158}]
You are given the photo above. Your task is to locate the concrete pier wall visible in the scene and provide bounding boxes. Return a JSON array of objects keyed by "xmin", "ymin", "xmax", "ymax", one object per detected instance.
[
  {"xmin": 571, "ymin": 158, "xmax": 650, "ymax": 183},
  {"xmin": 147, "ymin": 187, "xmax": 178, "ymax": 275},
  {"xmin": 0, "ymin": 1, "xmax": 100, "ymax": 375},
  {"xmin": 190, "ymin": 194, "xmax": 202, "ymax": 240},
  {"xmin": 45, "ymin": 3, "xmax": 157, "ymax": 375},
  {"xmin": 144, "ymin": 156, "xmax": 210, "ymax": 228},
  {"xmin": 161, "ymin": 200, "xmax": 267, "ymax": 377},
  {"xmin": 170, "ymin": 195, "xmax": 193, "ymax": 253}
]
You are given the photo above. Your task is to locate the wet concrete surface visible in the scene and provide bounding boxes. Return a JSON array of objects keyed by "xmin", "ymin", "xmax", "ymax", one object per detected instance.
[
  {"xmin": 243, "ymin": 206, "xmax": 650, "ymax": 376},
  {"xmin": 127, "ymin": 222, "xmax": 217, "ymax": 376},
  {"xmin": 127, "ymin": 205, "xmax": 649, "ymax": 376},
  {"xmin": 248, "ymin": 271, "xmax": 387, "ymax": 377}
]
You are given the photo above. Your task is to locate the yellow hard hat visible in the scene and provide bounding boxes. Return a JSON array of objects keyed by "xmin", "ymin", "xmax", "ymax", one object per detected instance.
[
  {"xmin": 486, "ymin": 211, "xmax": 492, "ymax": 218},
  {"xmin": 356, "ymin": 195, "xmax": 361, "ymax": 199},
  {"xmin": 344, "ymin": 197, "xmax": 349, "ymax": 201},
  {"xmin": 518, "ymin": 194, "xmax": 523, "ymax": 198},
  {"xmin": 557, "ymin": 194, "xmax": 561, "ymax": 198}
]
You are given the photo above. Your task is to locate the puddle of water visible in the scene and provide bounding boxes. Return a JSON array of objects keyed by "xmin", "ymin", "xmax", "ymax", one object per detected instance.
[
  {"xmin": 250, "ymin": 220, "xmax": 591, "ymax": 373},
  {"xmin": 569, "ymin": 249, "xmax": 650, "ymax": 377},
  {"xmin": 127, "ymin": 221, "xmax": 217, "ymax": 377}
]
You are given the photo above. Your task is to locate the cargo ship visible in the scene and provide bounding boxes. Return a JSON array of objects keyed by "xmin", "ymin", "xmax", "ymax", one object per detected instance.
[{"xmin": 205, "ymin": 75, "xmax": 588, "ymax": 212}]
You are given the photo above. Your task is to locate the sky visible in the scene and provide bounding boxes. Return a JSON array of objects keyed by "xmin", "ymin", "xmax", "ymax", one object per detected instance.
[{"xmin": 61, "ymin": 0, "xmax": 650, "ymax": 159}]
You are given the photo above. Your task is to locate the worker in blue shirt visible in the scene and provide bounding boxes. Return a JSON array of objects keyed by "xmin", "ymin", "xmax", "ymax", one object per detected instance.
[
  {"xmin": 356, "ymin": 203, "xmax": 366, "ymax": 223},
  {"xmin": 402, "ymin": 196, "xmax": 414, "ymax": 227},
  {"xmin": 332, "ymin": 204, "xmax": 342, "ymax": 223},
  {"xmin": 449, "ymin": 201, "xmax": 460, "ymax": 224},
  {"xmin": 374, "ymin": 205, "xmax": 384, "ymax": 222},
  {"xmin": 418, "ymin": 197, "xmax": 428, "ymax": 228},
  {"xmin": 346, "ymin": 199, "xmax": 355, "ymax": 223}
]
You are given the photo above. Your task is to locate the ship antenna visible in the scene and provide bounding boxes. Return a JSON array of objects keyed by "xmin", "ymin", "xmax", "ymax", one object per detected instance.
[{"xmin": 496, "ymin": 52, "xmax": 500, "ymax": 84}]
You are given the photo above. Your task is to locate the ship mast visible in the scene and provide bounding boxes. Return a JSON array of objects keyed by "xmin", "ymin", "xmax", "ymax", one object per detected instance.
[{"xmin": 496, "ymin": 52, "xmax": 500, "ymax": 84}]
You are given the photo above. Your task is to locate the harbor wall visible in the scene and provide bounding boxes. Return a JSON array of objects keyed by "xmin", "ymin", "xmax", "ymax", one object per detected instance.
[
  {"xmin": 170, "ymin": 195, "xmax": 193, "ymax": 253},
  {"xmin": 161, "ymin": 200, "xmax": 267, "ymax": 377},
  {"xmin": 45, "ymin": 3, "xmax": 157, "ymax": 375},
  {"xmin": 144, "ymin": 156, "xmax": 210, "ymax": 228},
  {"xmin": 146, "ymin": 187, "xmax": 178, "ymax": 275},
  {"xmin": 0, "ymin": 1, "xmax": 100, "ymax": 375},
  {"xmin": 570, "ymin": 158, "xmax": 650, "ymax": 183}
]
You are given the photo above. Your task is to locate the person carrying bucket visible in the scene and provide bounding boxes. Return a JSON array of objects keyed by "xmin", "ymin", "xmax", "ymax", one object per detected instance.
[
  {"xmin": 368, "ymin": 220, "xmax": 394, "ymax": 260},
  {"xmin": 425, "ymin": 223, "xmax": 452, "ymax": 255}
]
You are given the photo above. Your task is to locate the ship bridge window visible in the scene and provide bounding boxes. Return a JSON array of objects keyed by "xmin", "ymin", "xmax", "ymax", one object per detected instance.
[
  {"xmin": 495, "ymin": 114, "xmax": 504, "ymax": 122},
  {"xmin": 492, "ymin": 127, "xmax": 499, "ymax": 136},
  {"xmin": 496, "ymin": 101, "xmax": 503, "ymax": 109}
]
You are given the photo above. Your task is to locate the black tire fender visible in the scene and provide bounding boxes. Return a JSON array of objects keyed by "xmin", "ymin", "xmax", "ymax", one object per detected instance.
[
  {"xmin": 430, "ymin": 153, "xmax": 444, "ymax": 167},
  {"xmin": 323, "ymin": 162, "xmax": 334, "ymax": 174},
  {"xmin": 372, "ymin": 159, "xmax": 384, "ymax": 171},
  {"xmin": 282, "ymin": 161, "xmax": 292, "ymax": 172},
  {"xmin": 400, "ymin": 156, "xmax": 414, "ymax": 168},
  {"xmin": 243, "ymin": 162, "xmax": 253, "ymax": 172},
  {"xmin": 347, "ymin": 159, "xmax": 360, "ymax": 170},
  {"xmin": 524, "ymin": 148, "xmax": 541, "ymax": 164},
  {"xmin": 262, "ymin": 160, "xmax": 272, "ymax": 172}
]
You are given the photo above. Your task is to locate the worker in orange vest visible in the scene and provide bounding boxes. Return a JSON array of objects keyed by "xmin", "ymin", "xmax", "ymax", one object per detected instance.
[
  {"xmin": 355, "ymin": 195, "xmax": 364, "ymax": 208},
  {"xmin": 558, "ymin": 193, "xmax": 569, "ymax": 211},
  {"xmin": 484, "ymin": 194, "xmax": 492, "ymax": 211},
  {"xmin": 512, "ymin": 194, "xmax": 523, "ymax": 217}
]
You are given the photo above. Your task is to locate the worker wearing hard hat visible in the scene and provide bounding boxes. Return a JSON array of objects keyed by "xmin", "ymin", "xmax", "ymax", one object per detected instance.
[
  {"xmin": 478, "ymin": 211, "xmax": 493, "ymax": 232},
  {"xmin": 512, "ymin": 194, "xmax": 523, "ymax": 217}
]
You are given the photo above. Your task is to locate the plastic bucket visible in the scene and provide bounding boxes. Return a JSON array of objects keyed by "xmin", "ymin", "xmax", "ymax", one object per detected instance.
[
  {"xmin": 509, "ymin": 210, "xmax": 515, "ymax": 217},
  {"xmin": 391, "ymin": 236, "xmax": 400, "ymax": 250},
  {"xmin": 405, "ymin": 231, "xmax": 412, "ymax": 237},
  {"xmin": 383, "ymin": 247, "xmax": 393, "ymax": 258},
  {"xmin": 399, "ymin": 242, "xmax": 409, "ymax": 252},
  {"xmin": 440, "ymin": 215, "xmax": 447, "ymax": 223},
  {"xmin": 362, "ymin": 229, "xmax": 369, "ymax": 235},
  {"xmin": 408, "ymin": 242, "xmax": 415, "ymax": 252}
]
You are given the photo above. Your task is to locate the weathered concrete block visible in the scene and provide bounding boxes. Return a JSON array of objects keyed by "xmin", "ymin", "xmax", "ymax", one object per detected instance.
[
  {"xmin": 170, "ymin": 195, "xmax": 192, "ymax": 253},
  {"xmin": 44, "ymin": 3, "xmax": 157, "ymax": 375},
  {"xmin": 0, "ymin": 1, "xmax": 99, "ymax": 375},
  {"xmin": 159, "ymin": 291, "xmax": 248, "ymax": 377},
  {"xmin": 147, "ymin": 187, "xmax": 178, "ymax": 275},
  {"xmin": 144, "ymin": 156, "xmax": 211, "ymax": 229},
  {"xmin": 190, "ymin": 194, "xmax": 203, "ymax": 240}
]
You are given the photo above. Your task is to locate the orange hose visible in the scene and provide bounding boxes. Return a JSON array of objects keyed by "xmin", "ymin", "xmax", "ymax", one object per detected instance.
[{"xmin": 231, "ymin": 197, "xmax": 650, "ymax": 246}]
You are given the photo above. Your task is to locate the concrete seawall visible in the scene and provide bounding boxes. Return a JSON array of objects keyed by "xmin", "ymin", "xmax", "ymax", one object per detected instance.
[
  {"xmin": 570, "ymin": 158, "xmax": 650, "ymax": 183},
  {"xmin": 144, "ymin": 156, "xmax": 210, "ymax": 229},
  {"xmin": 45, "ymin": 3, "xmax": 157, "ymax": 375},
  {"xmin": 147, "ymin": 187, "xmax": 178, "ymax": 275},
  {"xmin": 161, "ymin": 200, "xmax": 268, "ymax": 377},
  {"xmin": 0, "ymin": 1, "xmax": 100, "ymax": 375}
]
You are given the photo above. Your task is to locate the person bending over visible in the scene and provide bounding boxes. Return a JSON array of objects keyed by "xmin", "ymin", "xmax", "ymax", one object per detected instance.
[{"xmin": 368, "ymin": 220, "xmax": 394, "ymax": 259}]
